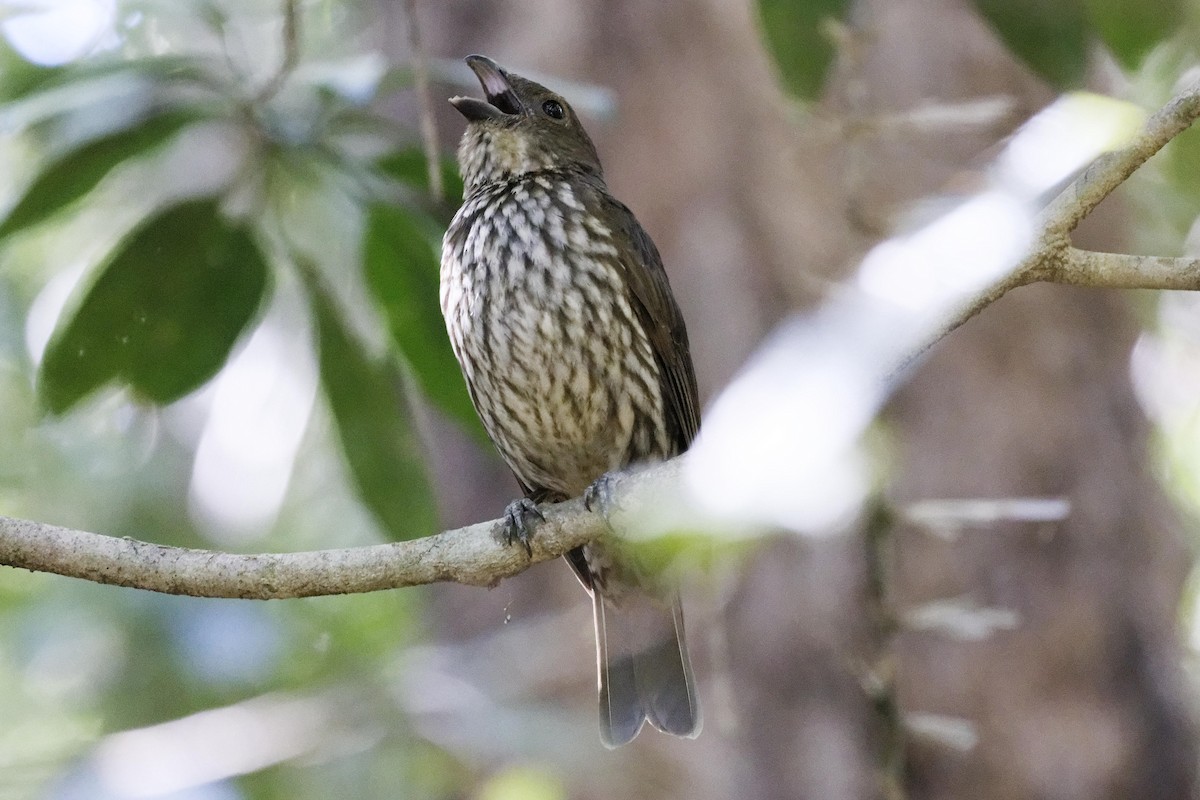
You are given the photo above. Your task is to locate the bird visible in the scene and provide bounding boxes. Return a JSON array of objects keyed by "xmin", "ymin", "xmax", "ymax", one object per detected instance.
[{"xmin": 440, "ymin": 54, "xmax": 701, "ymax": 747}]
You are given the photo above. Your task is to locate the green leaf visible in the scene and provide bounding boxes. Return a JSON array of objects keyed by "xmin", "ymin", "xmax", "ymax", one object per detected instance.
[
  {"xmin": 756, "ymin": 0, "xmax": 852, "ymax": 100},
  {"xmin": 39, "ymin": 200, "xmax": 269, "ymax": 412},
  {"xmin": 378, "ymin": 147, "xmax": 463, "ymax": 198},
  {"xmin": 0, "ymin": 41, "xmax": 66, "ymax": 102},
  {"xmin": 971, "ymin": 0, "xmax": 1090, "ymax": 88},
  {"xmin": 306, "ymin": 270, "xmax": 439, "ymax": 541},
  {"xmin": 377, "ymin": 147, "xmax": 465, "ymax": 205},
  {"xmin": 1084, "ymin": 0, "xmax": 1184, "ymax": 70},
  {"xmin": 0, "ymin": 110, "xmax": 199, "ymax": 241},
  {"xmin": 363, "ymin": 203, "xmax": 487, "ymax": 443}
]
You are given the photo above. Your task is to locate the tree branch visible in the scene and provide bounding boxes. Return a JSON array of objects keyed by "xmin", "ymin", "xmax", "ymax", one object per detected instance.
[
  {"xmin": 905, "ymin": 79, "xmax": 1200, "ymax": 361},
  {"xmin": 1033, "ymin": 248, "xmax": 1200, "ymax": 289},
  {"xmin": 402, "ymin": 0, "xmax": 444, "ymax": 202},
  {"xmin": 0, "ymin": 495, "xmax": 607, "ymax": 598}
]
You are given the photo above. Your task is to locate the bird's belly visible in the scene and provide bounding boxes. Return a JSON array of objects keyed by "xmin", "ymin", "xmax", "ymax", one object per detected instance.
[
  {"xmin": 478, "ymin": 353, "xmax": 627, "ymax": 497},
  {"xmin": 445, "ymin": 262, "xmax": 665, "ymax": 499}
]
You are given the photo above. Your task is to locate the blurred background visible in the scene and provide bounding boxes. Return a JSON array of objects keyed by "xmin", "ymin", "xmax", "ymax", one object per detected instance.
[{"xmin": 2, "ymin": 0, "xmax": 1200, "ymax": 798}]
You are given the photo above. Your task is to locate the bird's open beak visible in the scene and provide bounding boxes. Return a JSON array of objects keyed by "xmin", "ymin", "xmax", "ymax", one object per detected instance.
[{"xmin": 450, "ymin": 54, "xmax": 524, "ymax": 121}]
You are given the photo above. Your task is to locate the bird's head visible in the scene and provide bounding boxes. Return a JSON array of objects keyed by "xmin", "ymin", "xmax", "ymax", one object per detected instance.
[{"xmin": 450, "ymin": 55, "xmax": 603, "ymax": 192}]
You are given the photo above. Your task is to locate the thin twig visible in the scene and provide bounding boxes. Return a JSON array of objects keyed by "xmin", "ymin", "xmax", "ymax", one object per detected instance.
[{"xmin": 403, "ymin": 0, "xmax": 444, "ymax": 202}]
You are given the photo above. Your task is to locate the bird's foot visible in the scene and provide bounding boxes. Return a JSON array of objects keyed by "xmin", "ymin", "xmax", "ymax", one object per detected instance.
[
  {"xmin": 500, "ymin": 498, "xmax": 544, "ymax": 556},
  {"xmin": 584, "ymin": 471, "xmax": 624, "ymax": 522}
]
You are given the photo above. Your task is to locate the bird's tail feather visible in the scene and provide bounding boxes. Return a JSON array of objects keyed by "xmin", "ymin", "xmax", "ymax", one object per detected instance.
[{"xmin": 594, "ymin": 587, "xmax": 700, "ymax": 748}]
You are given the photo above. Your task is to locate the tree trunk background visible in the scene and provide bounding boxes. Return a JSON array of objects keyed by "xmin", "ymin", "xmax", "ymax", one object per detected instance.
[{"xmin": 387, "ymin": 0, "xmax": 1199, "ymax": 797}]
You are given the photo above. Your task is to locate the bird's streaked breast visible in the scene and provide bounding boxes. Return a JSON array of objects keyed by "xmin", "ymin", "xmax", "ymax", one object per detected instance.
[{"xmin": 441, "ymin": 174, "xmax": 668, "ymax": 497}]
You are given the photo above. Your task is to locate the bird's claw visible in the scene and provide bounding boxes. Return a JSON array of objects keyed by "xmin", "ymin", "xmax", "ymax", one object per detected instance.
[
  {"xmin": 584, "ymin": 471, "xmax": 623, "ymax": 521},
  {"xmin": 501, "ymin": 498, "xmax": 543, "ymax": 556}
]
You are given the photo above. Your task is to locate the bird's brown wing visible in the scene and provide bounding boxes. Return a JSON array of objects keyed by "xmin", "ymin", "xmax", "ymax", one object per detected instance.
[
  {"xmin": 577, "ymin": 184, "xmax": 703, "ymax": 745},
  {"xmin": 595, "ymin": 192, "xmax": 701, "ymax": 452}
]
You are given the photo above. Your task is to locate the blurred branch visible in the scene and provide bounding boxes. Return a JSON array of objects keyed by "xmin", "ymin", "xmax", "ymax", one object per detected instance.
[
  {"xmin": 818, "ymin": 96, "xmax": 1020, "ymax": 140},
  {"xmin": 403, "ymin": 0, "xmax": 444, "ymax": 202},
  {"xmin": 902, "ymin": 496, "xmax": 1071, "ymax": 540},
  {"xmin": 871, "ymin": 96, "xmax": 1017, "ymax": 135},
  {"xmin": 827, "ymin": 15, "xmax": 877, "ymax": 237},
  {"xmin": 902, "ymin": 713, "xmax": 978, "ymax": 753},
  {"xmin": 863, "ymin": 501, "xmax": 905, "ymax": 800},
  {"xmin": 255, "ymin": 0, "xmax": 301, "ymax": 102},
  {"xmin": 901, "ymin": 598, "xmax": 1021, "ymax": 642}
]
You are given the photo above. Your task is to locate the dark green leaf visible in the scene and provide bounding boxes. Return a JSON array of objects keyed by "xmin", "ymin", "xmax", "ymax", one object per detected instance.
[
  {"xmin": 378, "ymin": 147, "xmax": 465, "ymax": 205},
  {"xmin": 0, "ymin": 110, "xmax": 199, "ymax": 241},
  {"xmin": 39, "ymin": 199, "xmax": 269, "ymax": 412},
  {"xmin": 1084, "ymin": 0, "xmax": 1184, "ymax": 70},
  {"xmin": 306, "ymin": 270, "xmax": 439, "ymax": 541},
  {"xmin": 971, "ymin": 0, "xmax": 1090, "ymax": 88},
  {"xmin": 756, "ymin": 0, "xmax": 852, "ymax": 100},
  {"xmin": 363, "ymin": 203, "xmax": 487, "ymax": 443}
]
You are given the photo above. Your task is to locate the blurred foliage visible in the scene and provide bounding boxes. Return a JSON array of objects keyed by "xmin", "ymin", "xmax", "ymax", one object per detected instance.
[
  {"xmin": 1124, "ymin": 37, "xmax": 1200, "ymax": 252},
  {"xmin": 756, "ymin": 0, "xmax": 851, "ymax": 100},
  {"xmin": 0, "ymin": 0, "xmax": 473, "ymax": 544},
  {"xmin": 0, "ymin": 1, "xmax": 488, "ymax": 797},
  {"xmin": 759, "ymin": 0, "xmax": 1188, "ymax": 97},
  {"xmin": 307, "ymin": 264, "xmax": 439, "ymax": 540},
  {"xmin": 969, "ymin": 0, "xmax": 1185, "ymax": 87},
  {"xmin": 363, "ymin": 203, "xmax": 486, "ymax": 442},
  {"xmin": 971, "ymin": 0, "xmax": 1091, "ymax": 87},
  {"xmin": 1085, "ymin": 0, "xmax": 1187, "ymax": 70},
  {"xmin": 478, "ymin": 765, "xmax": 566, "ymax": 800},
  {"xmin": 0, "ymin": 109, "xmax": 200, "ymax": 240}
]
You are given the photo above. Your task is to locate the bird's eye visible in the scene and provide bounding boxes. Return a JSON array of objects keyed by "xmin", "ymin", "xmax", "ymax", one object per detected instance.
[{"xmin": 542, "ymin": 99, "xmax": 565, "ymax": 119}]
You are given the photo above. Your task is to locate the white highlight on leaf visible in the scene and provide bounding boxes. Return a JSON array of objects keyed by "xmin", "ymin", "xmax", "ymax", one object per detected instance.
[
  {"xmin": 24, "ymin": 259, "xmax": 86, "ymax": 365},
  {"xmin": 182, "ymin": 286, "xmax": 318, "ymax": 545},
  {"xmin": 1, "ymin": 0, "xmax": 116, "ymax": 66}
]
